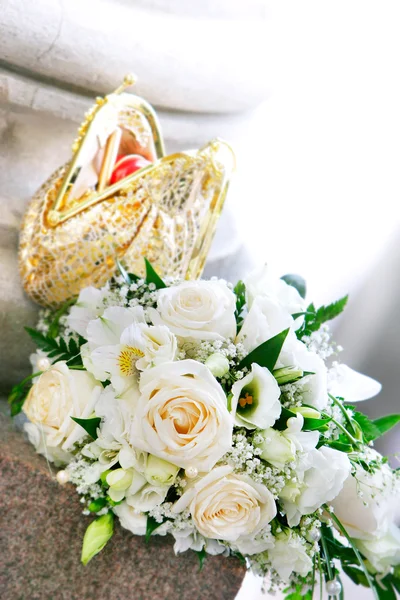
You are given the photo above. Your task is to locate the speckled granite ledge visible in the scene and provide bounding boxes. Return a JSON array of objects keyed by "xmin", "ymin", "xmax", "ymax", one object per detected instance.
[{"xmin": 0, "ymin": 402, "xmax": 245, "ymax": 600}]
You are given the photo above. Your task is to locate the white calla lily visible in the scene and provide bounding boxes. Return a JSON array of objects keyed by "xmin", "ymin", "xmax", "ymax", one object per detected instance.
[{"xmin": 328, "ymin": 363, "xmax": 382, "ymax": 402}]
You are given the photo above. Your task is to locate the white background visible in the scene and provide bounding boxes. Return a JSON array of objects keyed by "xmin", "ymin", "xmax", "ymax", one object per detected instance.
[
  {"xmin": 236, "ymin": 3, "xmax": 400, "ymax": 598},
  {"xmin": 233, "ymin": 0, "xmax": 400, "ymax": 308}
]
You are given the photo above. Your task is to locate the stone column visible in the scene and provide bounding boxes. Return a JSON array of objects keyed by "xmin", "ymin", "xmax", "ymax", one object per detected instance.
[{"xmin": 0, "ymin": 0, "xmax": 267, "ymax": 389}]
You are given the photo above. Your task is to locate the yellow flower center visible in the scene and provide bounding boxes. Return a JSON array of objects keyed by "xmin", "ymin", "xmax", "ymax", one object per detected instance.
[
  {"xmin": 239, "ymin": 392, "xmax": 253, "ymax": 408},
  {"xmin": 117, "ymin": 345, "xmax": 144, "ymax": 376}
]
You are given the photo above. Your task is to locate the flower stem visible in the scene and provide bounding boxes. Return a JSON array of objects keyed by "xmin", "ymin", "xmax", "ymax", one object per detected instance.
[
  {"xmin": 329, "ymin": 394, "xmax": 356, "ymax": 435},
  {"xmin": 324, "ymin": 505, "xmax": 379, "ymax": 600}
]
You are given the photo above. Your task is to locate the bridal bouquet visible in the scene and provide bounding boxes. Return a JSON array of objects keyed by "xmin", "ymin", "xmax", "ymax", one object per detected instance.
[{"xmin": 10, "ymin": 260, "xmax": 400, "ymax": 599}]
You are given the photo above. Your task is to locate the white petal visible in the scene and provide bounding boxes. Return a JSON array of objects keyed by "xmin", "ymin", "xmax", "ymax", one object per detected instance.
[{"xmin": 329, "ymin": 364, "xmax": 382, "ymax": 402}]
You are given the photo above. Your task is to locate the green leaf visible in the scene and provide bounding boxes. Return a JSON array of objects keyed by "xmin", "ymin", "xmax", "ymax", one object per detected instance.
[
  {"xmin": 8, "ymin": 371, "xmax": 42, "ymax": 416},
  {"xmin": 144, "ymin": 258, "xmax": 166, "ymax": 289},
  {"xmin": 281, "ymin": 274, "xmax": 307, "ymax": 299},
  {"xmin": 71, "ymin": 416, "xmax": 101, "ymax": 440},
  {"xmin": 234, "ymin": 280, "xmax": 246, "ymax": 329},
  {"xmin": 145, "ymin": 515, "xmax": 164, "ymax": 542},
  {"xmin": 327, "ymin": 440, "xmax": 354, "ymax": 453},
  {"xmin": 24, "ymin": 327, "xmax": 84, "ymax": 366},
  {"xmin": 48, "ymin": 298, "xmax": 76, "ymax": 339},
  {"xmin": 196, "ymin": 547, "xmax": 207, "ymax": 571},
  {"xmin": 116, "ymin": 258, "xmax": 133, "ymax": 285},
  {"xmin": 303, "ymin": 416, "xmax": 332, "ymax": 431},
  {"xmin": 298, "ymin": 296, "xmax": 348, "ymax": 337},
  {"xmin": 343, "ymin": 565, "xmax": 369, "ymax": 587},
  {"xmin": 371, "ymin": 414, "xmax": 400, "ymax": 439},
  {"xmin": 274, "ymin": 407, "xmax": 297, "ymax": 431},
  {"xmin": 88, "ymin": 498, "xmax": 108, "ymax": 513},
  {"xmin": 347, "ymin": 408, "xmax": 381, "ymax": 442},
  {"xmin": 238, "ymin": 328, "xmax": 290, "ymax": 371},
  {"xmin": 374, "ymin": 577, "xmax": 397, "ymax": 600},
  {"xmin": 81, "ymin": 513, "xmax": 114, "ymax": 565}
]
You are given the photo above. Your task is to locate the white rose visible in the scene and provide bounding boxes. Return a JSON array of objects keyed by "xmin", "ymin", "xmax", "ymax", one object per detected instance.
[
  {"xmin": 355, "ymin": 526, "xmax": 400, "ymax": 572},
  {"xmin": 277, "ymin": 338, "xmax": 328, "ymax": 410},
  {"xmin": 245, "ymin": 265, "xmax": 306, "ymax": 315},
  {"xmin": 280, "ymin": 447, "xmax": 351, "ymax": 526},
  {"xmin": 23, "ymin": 362, "xmax": 101, "ymax": 456},
  {"xmin": 130, "ymin": 360, "xmax": 233, "ymax": 471},
  {"xmin": 24, "ymin": 422, "xmax": 72, "ymax": 466},
  {"xmin": 148, "ymin": 280, "xmax": 237, "ymax": 340},
  {"xmin": 236, "ymin": 296, "xmax": 294, "ymax": 353},
  {"xmin": 172, "ymin": 465, "xmax": 276, "ymax": 548},
  {"xmin": 330, "ymin": 453, "xmax": 399, "ymax": 540},
  {"xmin": 269, "ymin": 531, "xmax": 313, "ymax": 581},
  {"xmin": 230, "ymin": 363, "xmax": 281, "ymax": 429},
  {"xmin": 113, "ymin": 501, "xmax": 147, "ymax": 535}
]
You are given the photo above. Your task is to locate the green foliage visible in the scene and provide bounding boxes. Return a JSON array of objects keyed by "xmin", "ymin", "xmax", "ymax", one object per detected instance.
[
  {"xmin": 281, "ymin": 273, "xmax": 307, "ymax": 299},
  {"xmin": 70, "ymin": 416, "xmax": 101, "ymax": 440},
  {"xmin": 274, "ymin": 407, "xmax": 331, "ymax": 432},
  {"xmin": 24, "ymin": 327, "xmax": 85, "ymax": 366},
  {"xmin": 145, "ymin": 515, "xmax": 164, "ymax": 542},
  {"xmin": 47, "ymin": 298, "xmax": 76, "ymax": 339},
  {"xmin": 296, "ymin": 295, "xmax": 348, "ymax": 338},
  {"xmin": 233, "ymin": 280, "xmax": 246, "ymax": 330},
  {"xmin": 8, "ymin": 372, "xmax": 40, "ymax": 416},
  {"xmin": 196, "ymin": 547, "xmax": 207, "ymax": 571},
  {"xmin": 81, "ymin": 513, "xmax": 114, "ymax": 565},
  {"xmin": 115, "ymin": 257, "xmax": 140, "ymax": 285},
  {"xmin": 371, "ymin": 414, "xmax": 400, "ymax": 439},
  {"xmin": 144, "ymin": 258, "xmax": 166, "ymax": 289},
  {"xmin": 88, "ymin": 498, "xmax": 108, "ymax": 513},
  {"xmin": 238, "ymin": 328, "xmax": 289, "ymax": 372}
]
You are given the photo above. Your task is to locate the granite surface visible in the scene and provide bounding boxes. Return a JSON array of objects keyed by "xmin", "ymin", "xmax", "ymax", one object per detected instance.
[{"xmin": 0, "ymin": 403, "xmax": 245, "ymax": 600}]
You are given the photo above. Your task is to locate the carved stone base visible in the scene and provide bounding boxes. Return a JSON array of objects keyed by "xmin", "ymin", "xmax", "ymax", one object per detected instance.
[{"xmin": 0, "ymin": 403, "xmax": 245, "ymax": 600}]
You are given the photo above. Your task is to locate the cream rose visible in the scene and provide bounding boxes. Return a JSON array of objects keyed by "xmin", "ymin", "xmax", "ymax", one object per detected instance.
[
  {"xmin": 23, "ymin": 361, "xmax": 101, "ymax": 457},
  {"xmin": 130, "ymin": 360, "xmax": 233, "ymax": 471},
  {"xmin": 148, "ymin": 280, "xmax": 236, "ymax": 340},
  {"xmin": 172, "ymin": 465, "xmax": 277, "ymax": 548}
]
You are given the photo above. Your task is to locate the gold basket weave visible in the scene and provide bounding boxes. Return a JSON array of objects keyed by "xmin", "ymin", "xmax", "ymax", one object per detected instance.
[{"xmin": 19, "ymin": 76, "xmax": 235, "ymax": 307}]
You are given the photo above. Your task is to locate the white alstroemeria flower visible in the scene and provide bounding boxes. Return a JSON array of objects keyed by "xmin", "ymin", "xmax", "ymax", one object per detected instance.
[
  {"xmin": 82, "ymin": 386, "xmax": 142, "ymax": 472},
  {"xmin": 328, "ymin": 363, "xmax": 382, "ymax": 402},
  {"xmin": 67, "ymin": 286, "xmax": 107, "ymax": 338},
  {"xmin": 269, "ymin": 531, "xmax": 313, "ymax": 581},
  {"xmin": 355, "ymin": 526, "xmax": 400, "ymax": 573},
  {"xmin": 331, "ymin": 450, "xmax": 399, "ymax": 540},
  {"xmin": 236, "ymin": 296, "xmax": 294, "ymax": 353},
  {"xmin": 130, "ymin": 360, "xmax": 233, "ymax": 472},
  {"xmin": 173, "ymin": 466, "xmax": 276, "ymax": 547},
  {"xmin": 280, "ymin": 446, "xmax": 351, "ymax": 527},
  {"xmin": 257, "ymin": 413, "xmax": 319, "ymax": 470},
  {"xmin": 85, "ymin": 306, "xmax": 176, "ymax": 394},
  {"xmin": 148, "ymin": 279, "xmax": 237, "ymax": 341},
  {"xmin": 230, "ymin": 363, "xmax": 281, "ymax": 430},
  {"xmin": 277, "ymin": 338, "xmax": 328, "ymax": 410},
  {"xmin": 172, "ymin": 527, "xmax": 228, "ymax": 555},
  {"xmin": 245, "ymin": 265, "xmax": 306, "ymax": 315}
]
